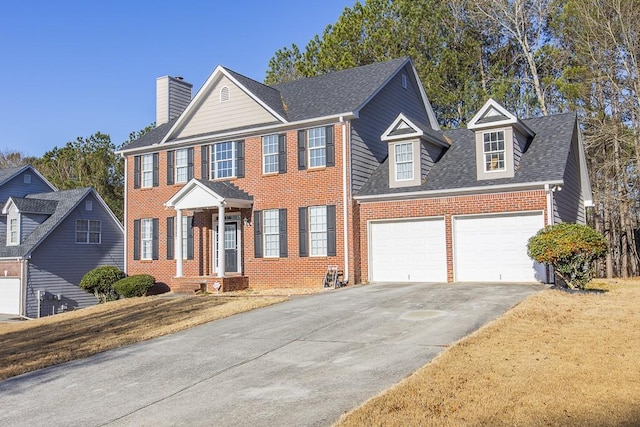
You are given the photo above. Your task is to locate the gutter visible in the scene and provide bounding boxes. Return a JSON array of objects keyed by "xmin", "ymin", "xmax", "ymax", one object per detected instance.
[
  {"xmin": 354, "ymin": 180, "xmax": 564, "ymax": 202},
  {"xmin": 116, "ymin": 112, "xmax": 359, "ymax": 155}
]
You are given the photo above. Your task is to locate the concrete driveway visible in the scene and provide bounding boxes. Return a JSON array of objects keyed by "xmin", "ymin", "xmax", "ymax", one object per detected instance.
[{"xmin": 0, "ymin": 282, "xmax": 544, "ymax": 426}]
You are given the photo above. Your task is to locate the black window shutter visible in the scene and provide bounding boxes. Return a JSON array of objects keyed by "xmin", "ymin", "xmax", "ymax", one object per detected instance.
[
  {"xmin": 152, "ymin": 218, "xmax": 159, "ymax": 260},
  {"xmin": 325, "ymin": 126, "xmax": 335, "ymax": 167},
  {"xmin": 299, "ymin": 207, "xmax": 308, "ymax": 257},
  {"xmin": 187, "ymin": 147, "xmax": 194, "ymax": 180},
  {"xmin": 166, "ymin": 217, "xmax": 174, "ymax": 260},
  {"xmin": 187, "ymin": 216, "xmax": 194, "ymax": 260},
  {"xmin": 236, "ymin": 140, "xmax": 245, "ymax": 178},
  {"xmin": 167, "ymin": 151, "xmax": 174, "ymax": 185},
  {"xmin": 201, "ymin": 145, "xmax": 209, "ymax": 179},
  {"xmin": 254, "ymin": 210, "xmax": 263, "ymax": 258},
  {"xmin": 278, "ymin": 134, "xmax": 287, "ymax": 173},
  {"xmin": 327, "ymin": 205, "xmax": 336, "ymax": 256},
  {"xmin": 297, "ymin": 130, "xmax": 306, "ymax": 170},
  {"xmin": 152, "ymin": 153, "xmax": 159, "ymax": 187},
  {"xmin": 133, "ymin": 219, "xmax": 140, "ymax": 260},
  {"xmin": 134, "ymin": 156, "xmax": 141, "ymax": 189},
  {"xmin": 279, "ymin": 208, "xmax": 288, "ymax": 258}
]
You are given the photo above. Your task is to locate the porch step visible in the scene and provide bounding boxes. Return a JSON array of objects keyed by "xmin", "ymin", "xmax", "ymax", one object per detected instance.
[{"xmin": 171, "ymin": 276, "xmax": 249, "ymax": 293}]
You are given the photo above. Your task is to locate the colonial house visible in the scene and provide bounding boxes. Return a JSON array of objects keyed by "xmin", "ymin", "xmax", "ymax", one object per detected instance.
[
  {"xmin": 0, "ymin": 165, "xmax": 124, "ymax": 317},
  {"xmin": 118, "ymin": 57, "xmax": 591, "ymax": 292}
]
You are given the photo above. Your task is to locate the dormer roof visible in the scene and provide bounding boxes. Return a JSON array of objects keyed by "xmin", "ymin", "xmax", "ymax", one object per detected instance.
[
  {"xmin": 467, "ymin": 99, "xmax": 535, "ymax": 137},
  {"xmin": 381, "ymin": 113, "xmax": 448, "ymax": 147}
]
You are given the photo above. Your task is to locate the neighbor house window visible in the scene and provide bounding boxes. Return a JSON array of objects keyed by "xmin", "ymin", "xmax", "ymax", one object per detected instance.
[
  {"xmin": 262, "ymin": 135, "xmax": 279, "ymax": 174},
  {"xmin": 76, "ymin": 220, "xmax": 101, "ymax": 244},
  {"xmin": 309, "ymin": 206, "xmax": 327, "ymax": 256},
  {"xmin": 263, "ymin": 209, "xmax": 280, "ymax": 257},
  {"xmin": 483, "ymin": 131, "xmax": 505, "ymax": 171},
  {"xmin": 142, "ymin": 154, "xmax": 154, "ymax": 187},
  {"xmin": 7, "ymin": 216, "xmax": 19, "ymax": 246},
  {"xmin": 394, "ymin": 142, "xmax": 414, "ymax": 181},
  {"xmin": 141, "ymin": 218, "xmax": 154, "ymax": 260},
  {"xmin": 211, "ymin": 141, "xmax": 236, "ymax": 179},
  {"xmin": 175, "ymin": 149, "xmax": 189, "ymax": 183},
  {"xmin": 308, "ymin": 127, "xmax": 326, "ymax": 168}
]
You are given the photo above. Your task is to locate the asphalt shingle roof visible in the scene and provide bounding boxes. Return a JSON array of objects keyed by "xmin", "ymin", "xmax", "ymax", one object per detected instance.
[
  {"xmin": 357, "ymin": 112, "xmax": 577, "ymax": 196},
  {"xmin": 197, "ymin": 179, "xmax": 252, "ymax": 201},
  {"xmin": 120, "ymin": 58, "xmax": 411, "ymax": 151},
  {"xmin": 0, "ymin": 188, "xmax": 92, "ymax": 258},
  {"xmin": 8, "ymin": 197, "xmax": 58, "ymax": 214}
]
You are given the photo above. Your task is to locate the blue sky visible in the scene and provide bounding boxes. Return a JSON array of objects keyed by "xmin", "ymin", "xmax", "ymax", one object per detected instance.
[{"xmin": 0, "ymin": 0, "xmax": 354, "ymax": 157}]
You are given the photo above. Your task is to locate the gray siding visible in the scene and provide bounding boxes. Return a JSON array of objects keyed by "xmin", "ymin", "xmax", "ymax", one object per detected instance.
[
  {"xmin": 24, "ymin": 193, "xmax": 124, "ymax": 317},
  {"xmin": 0, "ymin": 170, "xmax": 53, "ymax": 204},
  {"xmin": 421, "ymin": 141, "xmax": 446, "ymax": 180},
  {"xmin": 21, "ymin": 213, "xmax": 49, "ymax": 242},
  {"xmin": 0, "ymin": 216, "xmax": 5, "ymax": 245},
  {"xmin": 554, "ymin": 131, "xmax": 585, "ymax": 224},
  {"xmin": 513, "ymin": 129, "xmax": 527, "ymax": 169},
  {"xmin": 351, "ymin": 65, "xmax": 434, "ymax": 192}
]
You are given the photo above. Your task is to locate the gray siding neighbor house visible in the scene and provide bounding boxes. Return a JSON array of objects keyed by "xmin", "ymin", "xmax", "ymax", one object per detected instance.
[{"xmin": 0, "ymin": 165, "xmax": 124, "ymax": 317}]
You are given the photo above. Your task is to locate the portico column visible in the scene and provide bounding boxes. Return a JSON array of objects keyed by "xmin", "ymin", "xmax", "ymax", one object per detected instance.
[
  {"xmin": 217, "ymin": 204, "xmax": 226, "ymax": 277},
  {"xmin": 176, "ymin": 209, "xmax": 183, "ymax": 277}
]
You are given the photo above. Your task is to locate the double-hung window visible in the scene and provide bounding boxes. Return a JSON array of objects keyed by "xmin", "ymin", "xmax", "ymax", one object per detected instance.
[
  {"xmin": 7, "ymin": 215, "xmax": 19, "ymax": 246},
  {"xmin": 141, "ymin": 218, "xmax": 154, "ymax": 260},
  {"xmin": 394, "ymin": 143, "xmax": 414, "ymax": 181},
  {"xmin": 483, "ymin": 131, "xmax": 505, "ymax": 171},
  {"xmin": 299, "ymin": 205, "xmax": 335, "ymax": 257},
  {"xmin": 263, "ymin": 209, "xmax": 280, "ymax": 257},
  {"xmin": 175, "ymin": 149, "xmax": 189, "ymax": 183},
  {"xmin": 211, "ymin": 141, "xmax": 239, "ymax": 179},
  {"xmin": 308, "ymin": 127, "xmax": 326, "ymax": 168},
  {"xmin": 309, "ymin": 206, "xmax": 328, "ymax": 256},
  {"xmin": 142, "ymin": 154, "xmax": 154, "ymax": 187},
  {"xmin": 262, "ymin": 135, "xmax": 279, "ymax": 174},
  {"xmin": 76, "ymin": 220, "xmax": 101, "ymax": 244}
]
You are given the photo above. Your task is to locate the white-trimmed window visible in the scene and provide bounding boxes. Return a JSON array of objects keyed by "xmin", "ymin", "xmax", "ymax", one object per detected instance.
[
  {"xmin": 263, "ymin": 135, "xmax": 279, "ymax": 174},
  {"xmin": 142, "ymin": 154, "xmax": 154, "ymax": 187},
  {"xmin": 175, "ymin": 149, "xmax": 189, "ymax": 183},
  {"xmin": 308, "ymin": 127, "xmax": 326, "ymax": 168},
  {"xmin": 211, "ymin": 141, "xmax": 236, "ymax": 179},
  {"xmin": 76, "ymin": 220, "xmax": 101, "ymax": 244},
  {"xmin": 309, "ymin": 206, "xmax": 327, "ymax": 256},
  {"xmin": 141, "ymin": 218, "xmax": 154, "ymax": 260},
  {"xmin": 263, "ymin": 209, "xmax": 280, "ymax": 257},
  {"xmin": 7, "ymin": 215, "xmax": 19, "ymax": 246},
  {"xmin": 483, "ymin": 131, "xmax": 505, "ymax": 171},
  {"xmin": 394, "ymin": 142, "xmax": 414, "ymax": 181}
]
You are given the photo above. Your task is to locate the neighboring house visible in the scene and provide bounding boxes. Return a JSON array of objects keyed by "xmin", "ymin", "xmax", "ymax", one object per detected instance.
[
  {"xmin": 0, "ymin": 165, "xmax": 124, "ymax": 317},
  {"xmin": 117, "ymin": 57, "xmax": 591, "ymax": 292}
]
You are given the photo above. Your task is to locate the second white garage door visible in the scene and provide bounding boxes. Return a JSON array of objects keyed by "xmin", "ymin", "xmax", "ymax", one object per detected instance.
[
  {"xmin": 0, "ymin": 278, "xmax": 20, "ymax": 315},
  {"xmin": 453, "ymin": 212, "xmax": 545, "ymax": 282},
  {"xmin": 370, "ymin": 218, "xmax": 447, "ymax": 282}
]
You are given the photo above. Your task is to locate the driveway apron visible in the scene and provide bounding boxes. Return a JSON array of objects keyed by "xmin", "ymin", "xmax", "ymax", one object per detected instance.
[{"xmin": 0, "ymin": 282, "xmax": 544, "ymax": 426}]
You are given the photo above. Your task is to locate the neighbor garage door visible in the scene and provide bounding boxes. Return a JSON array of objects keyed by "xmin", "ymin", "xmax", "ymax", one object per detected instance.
[
  {"xmin": 453, "ymin": 212, "xmax": 545, "ymax": 282},
  {"xmin": 370, "ymin": 218, "xmax": 447, "ymax": 282},
  {"xmin": 0, "ymin": 278, "xmax": 20, "ymax": 315}
]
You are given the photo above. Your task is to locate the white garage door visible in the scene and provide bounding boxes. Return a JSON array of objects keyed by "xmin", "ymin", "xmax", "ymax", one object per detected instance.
[
  {"xmin": 0, "ymin": 278, "xmax": 20, "ymax": 315},
  {"xmin": 370, "ymin": 218, "xmax": 447, "ymax": 282},
  {"xmin": 453, "ymin": 212, "xmax": 545, "ymax": 282}
]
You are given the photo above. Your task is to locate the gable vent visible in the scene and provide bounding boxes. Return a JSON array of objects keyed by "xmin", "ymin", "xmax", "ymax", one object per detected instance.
[{"xmin": 220, "ymin": 86, "xmax": 230, "ymax": 102}]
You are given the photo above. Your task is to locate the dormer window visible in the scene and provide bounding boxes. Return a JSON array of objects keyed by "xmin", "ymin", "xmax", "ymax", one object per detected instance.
[
  {"xmin": 483, "ymin": 131, "xmax": 505, "ymax": 172},
  {"xmin": 7, "ymin": 214, "xmax": 19, "ymax": 246},
  {"xmin": 395, "ymin": 142, "xmax": 414, "ymax": 180}
]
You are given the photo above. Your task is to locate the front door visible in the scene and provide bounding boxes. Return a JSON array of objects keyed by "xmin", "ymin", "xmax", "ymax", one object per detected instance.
[{"xmin": 224, "ymin": 222, "xmax": 238, "ymax": 273}]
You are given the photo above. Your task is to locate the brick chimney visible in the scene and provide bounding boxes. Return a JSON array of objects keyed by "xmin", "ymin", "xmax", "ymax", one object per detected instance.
[{"xmin": 156, "ymin": 76, "xmax": 192, "ymax": 126}]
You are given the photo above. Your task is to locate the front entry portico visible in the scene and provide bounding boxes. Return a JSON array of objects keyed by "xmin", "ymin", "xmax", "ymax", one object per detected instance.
[{"xmin": 165, "ymin": 179, "xmax": 252, "ymax": 282}]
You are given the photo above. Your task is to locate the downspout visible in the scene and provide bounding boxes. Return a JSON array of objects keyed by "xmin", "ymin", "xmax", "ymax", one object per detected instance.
[
  {"xmin": 340, "ymin": 116, "xmax": 349, "ymax": 284},
  {"xmin": 122, "ymin": 154, "xmax": 128, "ymax": 274},
  {"xmin": 544, "ymin": 183, "xmax": 554, "ymax": 226}
]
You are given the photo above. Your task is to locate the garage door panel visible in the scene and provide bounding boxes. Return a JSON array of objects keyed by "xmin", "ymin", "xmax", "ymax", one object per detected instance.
[
  {"xmin": 370, "ymin": 219, "xmax": 446, "ymax": 283},
  {"xmin": 454, "ymin": 212, "xmax": 544, "ymax": 282},
  {"xmin": 0, "ymin": 278, "xmax": 20, "ymax": 315}
]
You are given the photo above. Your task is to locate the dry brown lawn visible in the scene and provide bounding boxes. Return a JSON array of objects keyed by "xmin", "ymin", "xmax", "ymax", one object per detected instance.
[
  {"xmin": 0, "ymin": 293, "xmax": 286, "ymax": 380},
  {"xmin": 337, "ymin": 280, "xmax": 640, "ymax": 427}
]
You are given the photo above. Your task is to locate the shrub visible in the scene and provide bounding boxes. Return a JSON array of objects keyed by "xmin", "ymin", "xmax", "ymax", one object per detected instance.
[
  {"xmin": 527, "ymin": 222, "xmax": 607, "ymax": 290},
  {"xmin": 80, "ymin": 266, "xmax": 125, "ymax": 303},
  {"xmin": 113, "ymin": 274, "xmax": 156, "ymax": 298}
]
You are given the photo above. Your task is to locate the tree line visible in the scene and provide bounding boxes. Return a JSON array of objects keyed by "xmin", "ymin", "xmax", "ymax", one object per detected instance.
[{"xmin": 265, "ymin": 0, "xmax": 640, "ymax": 278}]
